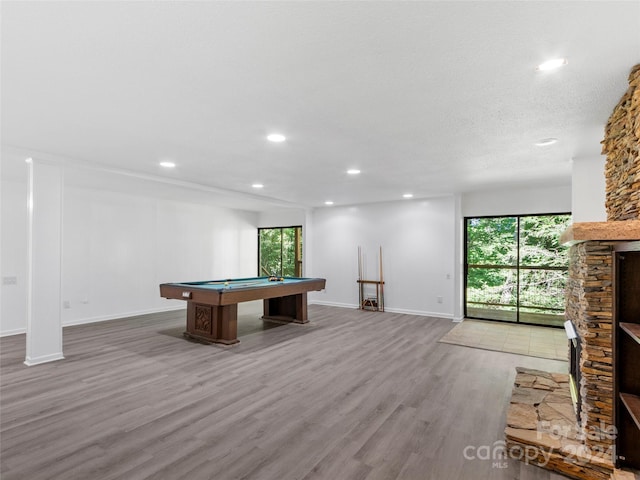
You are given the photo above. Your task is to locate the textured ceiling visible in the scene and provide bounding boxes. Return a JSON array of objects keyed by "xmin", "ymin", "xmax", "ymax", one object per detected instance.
[{"xmin": 2, "ymin": 1, "xmax": 639, "ymax": 210}]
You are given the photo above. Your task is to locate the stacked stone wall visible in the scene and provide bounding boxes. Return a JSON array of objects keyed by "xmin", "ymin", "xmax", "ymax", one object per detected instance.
[
  {"xmin": 505, "ymin": 240, "xmax": 617, "ymax": 480},
  {"xmin": 566, "ymin": 241, "xmax": 615, "ymax": 461},
  {"xmin": 602, "ymin": 64, "xmax": 640, "ymax": 221}
]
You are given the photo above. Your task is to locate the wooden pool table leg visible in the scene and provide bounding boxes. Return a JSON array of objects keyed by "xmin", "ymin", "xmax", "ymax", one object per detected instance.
[
  {"xmin": 262, "ymin": 293, "xmax": 309, "ymax": 324},
  {"xmin": 184, "ymin": 302, "xmax": 239, "ymax": 345},
  {"xmin": 215, "ymin": 304, "xmax": 239, "ymax": 344}
]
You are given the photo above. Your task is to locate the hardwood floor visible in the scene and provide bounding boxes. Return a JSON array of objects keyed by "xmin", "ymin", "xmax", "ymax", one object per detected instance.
[{"xmin": 1, "ymin": 305, "xmax": 571, "ymax": 480}]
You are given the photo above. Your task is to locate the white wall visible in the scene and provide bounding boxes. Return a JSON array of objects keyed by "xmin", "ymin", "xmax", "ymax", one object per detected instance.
[
  {"xmin": 310, "ymin": 196, "xmax": 457, "ymax": 318},
  {"xmin": 308, "ymin": 186, "xmax": 572, "ymax": 320},
  {"xmin": 258, "ymin": 208, "xmax": 306, "ymax": 229},
  {"xmin": 462, "ymin": 184, "xmax": 571, "ymax": 217},
  {"xmin": 571, "ymin": 156, "xmax": 607, "ymax": 222},
  {"xmin": 1, "ymin": 158, "xmax": 259, "ymax": 335},
  {"xmin": 61, "ymin": 185, "xmax": 258, "ymax": 326},
  {"xmin": 1, "ymin": 178, "xmax": 29, "ymax": 335}
]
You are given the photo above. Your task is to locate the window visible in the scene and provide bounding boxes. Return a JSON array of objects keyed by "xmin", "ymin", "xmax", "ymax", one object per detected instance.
[
  {"xmin": 258, "ymin": 226, "xmax": 302, "ymax": 277},
  {"xmin": 464, "ymin": 213, "xmax": 571, "ymax": 327}
]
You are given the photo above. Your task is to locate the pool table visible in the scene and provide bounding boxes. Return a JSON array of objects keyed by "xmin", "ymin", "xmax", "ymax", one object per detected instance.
[{"xmin": 159, "ymin": 276, "xmax": 326, "ymax": 345}]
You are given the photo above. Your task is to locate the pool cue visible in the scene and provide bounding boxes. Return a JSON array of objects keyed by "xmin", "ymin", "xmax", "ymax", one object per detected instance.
[
  {"xmin": 358, "ymin": 246, "xmax": 363, "ymax": 309},
  {"xmin": 211, "ymin": 278, "xmax": 280, "ymax": 288},
  {"xmin": 379, "ymin": 246, "xmax": 384, "ymax": 311},
  {"xmin": 225, "ymin": 281, "xmax": 273, "ymax": 289},
  {"xmin": 204, "ymin": 279, "xmax": 264, "ymax": 285}
]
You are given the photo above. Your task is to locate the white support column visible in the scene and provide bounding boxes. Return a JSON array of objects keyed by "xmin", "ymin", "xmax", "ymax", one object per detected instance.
[
  {"xmin": 571, "ymin": 156, "xmax": 607, "ymax": 222},
  {"xmin": 453, "ymin": 194, "xmax": 464, "ymax": 322},
  {"xmin": 25, "ymin": 159, "xmax": 64, "ymax": 366}
]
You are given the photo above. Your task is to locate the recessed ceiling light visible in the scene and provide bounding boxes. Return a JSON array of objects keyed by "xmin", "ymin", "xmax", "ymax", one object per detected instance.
[
  {"xmin": 403, "ymin": 193, "xmax": 414, "ymax": 198},
  {"xmin": 159, "ymin": 161, "xmax": 176, "ymax": 168},
  {"xmin": 535, "ymin": 138, "xmax": 558, "ymax": 146},
  {"xmin": 536, "ymin": 58, "xmax": 567, "ymax": 71},
  {"xmin": 324, "ymin": 201, "xmax": 334, "ymax": 206},
  {"xmin": 267, "ymin": 133, "xmax": 286, "ymax": 143},
  {"xmin": 252, "ymin": 183, "xmax": 264, "ymax": 189},
  {"xmin": 347, "ymin": 169, "xmax": 361, "ymax": 175}
]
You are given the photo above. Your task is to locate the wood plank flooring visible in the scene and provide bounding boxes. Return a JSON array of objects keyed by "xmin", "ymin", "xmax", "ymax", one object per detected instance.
[{"xmin": 1, "ymin": 305, "xmax": 571, "ymax": 480}]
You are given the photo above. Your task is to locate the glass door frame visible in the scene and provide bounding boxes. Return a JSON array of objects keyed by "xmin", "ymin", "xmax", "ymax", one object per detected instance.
[
  {"xmin": 463, "ymin": 212, "xmax": 570, "ymax": 327},
  {"xmin": 257, "ymin": 225, "xmax": 303, "ymax": 277}
]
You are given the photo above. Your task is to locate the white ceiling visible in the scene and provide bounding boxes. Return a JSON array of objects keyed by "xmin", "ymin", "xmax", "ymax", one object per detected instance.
[{"xmin": 2, "ymin": 1, "xmax": 639, "ymax": 211}]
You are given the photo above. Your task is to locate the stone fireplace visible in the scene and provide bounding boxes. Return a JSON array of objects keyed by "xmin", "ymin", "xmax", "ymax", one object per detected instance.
[
  {"xmin": 506, "ymin": 228, "xmax": 639, "ymax": 480},
  {"xmin": 505, "ymin": 64, "xmax": 640, "ymax": 480},
  {"xmin": 565, "ymin": 237, "xmax": 616, "ymax": 462}
]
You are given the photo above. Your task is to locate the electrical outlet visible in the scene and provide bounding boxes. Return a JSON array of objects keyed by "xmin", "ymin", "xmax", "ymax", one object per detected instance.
[
  {"xmin": 63, "ymin": 300, "xmax": 71, "ymax": 309},
  {"xmin": 2, "ymin": 276, "xmax": 17, "ymax": 285},
  {"xmin": 437, "ymin": 296, "xmax": 443, "ymax": 304}
]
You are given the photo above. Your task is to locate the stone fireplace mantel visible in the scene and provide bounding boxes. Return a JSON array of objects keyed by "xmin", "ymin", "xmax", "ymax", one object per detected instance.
[{"xmin": 560, "ymin": 220, "xmax": 640, "ymax": 246}]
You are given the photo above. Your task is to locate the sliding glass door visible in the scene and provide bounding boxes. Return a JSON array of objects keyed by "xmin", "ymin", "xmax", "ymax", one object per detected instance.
[
  {"xmin": 258, "ymin": 226, "xmax": 302, "ymax": 277},
  {"xmin": 465, "ymin": 214, "xmax": 570, "ymax": 327}
]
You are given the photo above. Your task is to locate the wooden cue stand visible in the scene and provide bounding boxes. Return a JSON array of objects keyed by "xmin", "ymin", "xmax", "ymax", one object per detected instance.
[
  {"xmin": 357, "ymin": 279, "xmax": 385, "ymax": 311},
  {"xmin": 357, "ymin": 245, "xmax": 385, "ymax": 312}
]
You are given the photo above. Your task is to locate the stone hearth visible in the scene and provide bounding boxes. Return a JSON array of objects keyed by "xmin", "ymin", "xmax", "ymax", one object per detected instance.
[{"xmin": 505, "ymin": 368, "xmax": 614, "ymax": 480}]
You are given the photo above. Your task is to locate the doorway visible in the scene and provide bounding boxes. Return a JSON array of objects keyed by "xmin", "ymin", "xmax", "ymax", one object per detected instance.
[{"xmin": 464, "ymin": 213, "xmax": 571, "ymax": 327}]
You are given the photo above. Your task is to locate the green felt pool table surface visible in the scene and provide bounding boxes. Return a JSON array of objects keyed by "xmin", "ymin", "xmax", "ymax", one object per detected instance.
[{"xmin": 172, "ymin": 276, "xmax": 319, "ymax": 290}]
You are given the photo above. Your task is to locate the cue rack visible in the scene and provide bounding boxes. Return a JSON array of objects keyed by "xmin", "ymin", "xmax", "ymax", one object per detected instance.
[{"xmin": 357, "ymin": 246, "xmax": 385, "ymax": 312}]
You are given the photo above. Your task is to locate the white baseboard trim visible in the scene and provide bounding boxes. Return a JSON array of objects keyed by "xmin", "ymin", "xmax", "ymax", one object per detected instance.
[
  {"xmin": 24, "ymin": 352, "xmax": 65, "ymax": 366},
  {"xmin": 383, "ymin": 307, "xmax": 453, "ymax": 319},
  {"xmin": 62, "ymin": 305, "xmax": 186, "ymax": 327},
  {"xmin": 0, "ymin": 328, "xmax": 27, "ymax": 337},
  {"xmin": 310, "ymin": 301, "xmax": 453, "ymax": 320},
  {"xmin": 310, "ymin": 300, "xmax": 359, "ymax": 309},
  {"xmin": 0, "ymin": 307, "xmax": 187, "ymax": 337}
]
